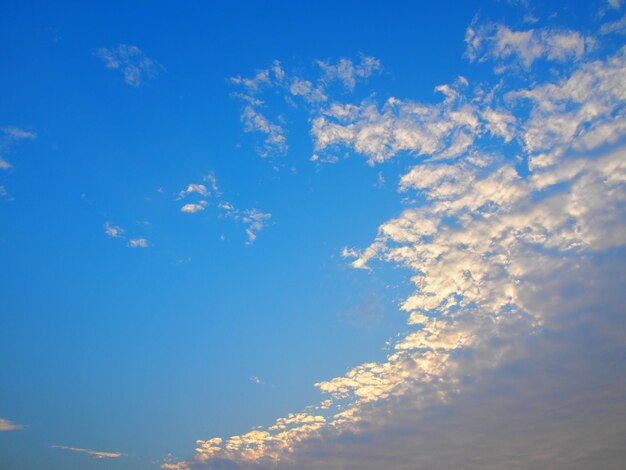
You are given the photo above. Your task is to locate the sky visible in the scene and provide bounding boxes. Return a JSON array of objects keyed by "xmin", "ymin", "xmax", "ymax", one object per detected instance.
[{"xmin": 1, "ymin": 0, "xmax": 625, "ymax": 468}]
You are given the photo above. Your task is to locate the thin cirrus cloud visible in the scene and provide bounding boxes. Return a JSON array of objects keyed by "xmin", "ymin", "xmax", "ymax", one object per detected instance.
[
  {"xmin": 50, "ymin": 445, "xmax": 126, "ymax": 459},
  {"xmin": 95, "ymin": 44, "xmax": 163, "ymax": 87},
  {"xmin": 163, "ymin": 8, "xmax": 626, "ymax": 470},
  {"xmin": 0, "ymin": 126, "xmax": 37, "ymax": 171},
  {"xmin": 0, "ymin": 418, "xmax": 24, "ymax": 432}
]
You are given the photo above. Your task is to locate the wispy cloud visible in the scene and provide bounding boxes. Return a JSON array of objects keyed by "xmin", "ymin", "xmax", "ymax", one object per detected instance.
[
  {"xmin": 249, "ymin": 376, "xmax": 264, "ymax": 385},
  {"xmin": 95, "ymin": 44, "xmax": 163, "ymax": 86},
  {"xmin": 1, "ymin": 126, "xmax": 37, "ymax": 140},
  {"xmin": 128, "ymin": 238, "xmax": 148, "ymax": 248},
  {"xmin": 104, "ymin": 222, "xmax": 124, "ymax": 238},
  {"xmin": 0, "ymin": 418, "xmax": 24, "ymax": 432},
  {"xmin": 230, "ymin": 56, "xmax": 380, "ymax": 159},
  {"xmin": 51, "ymin": 445, "xmax": 126, "ymax": 459},
  {"xmin": 0, "ymin": 125, "xmax": 37, "ymax": 171},
  {"xmin": 465, "ymin": 20, "xmax": 595, "ymax": 70}
]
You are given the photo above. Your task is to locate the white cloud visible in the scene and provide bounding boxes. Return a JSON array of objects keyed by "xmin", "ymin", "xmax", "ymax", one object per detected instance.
[
  {"xmin": 177, "ymin": 174, "xmax": 272, "ymax": 244},
  {"xmin": 104, "ymin": 222, "xmax": 124, "ymax": 238},
  {"xmin": 1, "ymin": 126, "xmax": 37, "ymax": 140},
  {"xmin": 95, "ymin": 45, "xmax": 162, "ymax": 87},
  {"xmin": 240, "ymin": 105, "xmax": 288, "ymax": 157},
  {"xmin": 250, "ymin": 376, "xmax": 264, "ymax": 385},
  {"xmin": 180, "ymin": 203, "xmax": 205, "ymax": 213},
  {"xmin": 178, "ymin": 184, "xmax": 208, "ymax": 198},
  {"xmin": 465, "ymin": 22, "xmax": 594, "ymax": 69},
  {"xmin": 316, "ymin": 56, "xmax": 381, "ymax": 91},
  {"xmin": 0, "ymin": 125, "xmax": 37, "ymax": 171},
  {"xmin": 600, "ymin": 14, "xmax": 626, "ymax": 35},
  {"xmin": 0, "ymin": 418, "xmax": 24, "ymax": 431},
  {"xmin": 51, "ymin": 445, "xmax": 126, "ymax": 459},
  {"xmin": 166, "ymin": 15, "xmax": 626, "ymax": 470},
  {"xmin": 240, "ymin": 209, "xmax": 272, "ymax": 244},
  {"xmin": 230, "ymin": 56, "xmax": 381, "ymax": 159},
  {"xmin": 128, "ymin": 238, "xmax": 148, "ymax": 248}
]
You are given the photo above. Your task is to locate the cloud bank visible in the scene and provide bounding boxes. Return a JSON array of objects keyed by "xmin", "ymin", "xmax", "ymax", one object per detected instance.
[{"xmin": 165, "ymin": 9, "xmax": 626, "ymax": 470}]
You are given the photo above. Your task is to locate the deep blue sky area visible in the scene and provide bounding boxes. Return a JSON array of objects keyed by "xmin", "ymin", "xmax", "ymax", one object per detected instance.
[{"xmin": 1, "ymin": 1, "xmax": 624, "ymax": 469}]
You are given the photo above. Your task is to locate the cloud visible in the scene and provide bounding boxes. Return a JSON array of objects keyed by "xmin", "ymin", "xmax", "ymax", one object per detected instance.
[
  {"xmin": 177, "ymin": 175, "xmax": 271, "ymax": 243},
  {"xmin": 316, "ymin": 55, "xmax": 381, "ymax": 91},
  {"xmin": 0, "ymin": 418, "xmax": 24, "ymax": 431},
  {"xmin": 240, "ymin": 209, "xmax": 271, "ymax": 244},
  {"xmin": 608, "ymin": 0, "xmax": 622, "ymax": 9},
  {"xmin": 0, "ymin": 125, "xmax": 37, "ymax": 171},
  {"xmin": 1, "ymin": 126, "xmax": 37, "ymax": 140},
  {"xmin": 600, "ymin": 14, "xmax": 626, "ymax": 35},
  {"xmin": 229, "ymin": 56, "xmax": 380, "ymax": 159},
  {"xmin": 181, "ymin": 203, "xmax": 206, "ymax": 213},
  {"xmin": 165, "ymin": 13, "xmax": 626, "ymax": 470},
  {"xmin": 179, "ymin": 184, "xmax": 208, "ymax": 198},
  {"xmin": 465, "ymin": 21, "xmax": 595, "ymax": 69},
  {"xmin": 250, "ymin": 376, "xmax": 264, "ymax": 385},
  {"xmin": 104, "ymin": 222, "xmax": 124, "ymax": 238},
  {"xmin": 50, "ymin": 445, "xmax": 126, "ymax": 459},
  {"xmin": 128, "ymin": 238, "xmax": 148, "ymax": 248},
  {"xmin": 95, "ymin": 45, "xmax": 162, "ymax": 86},
  {"xmin": 240, "ymin": 105, "xmax": 288, "ymax": 157}
]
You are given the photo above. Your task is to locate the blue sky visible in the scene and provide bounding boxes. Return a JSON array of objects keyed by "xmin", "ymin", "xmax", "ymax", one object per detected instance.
[{"xmin": 1, "ymin": 1, "xmax": 626, "ymax": 469}]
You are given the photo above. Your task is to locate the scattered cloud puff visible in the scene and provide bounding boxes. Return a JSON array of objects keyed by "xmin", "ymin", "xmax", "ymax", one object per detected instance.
[
  {"xmin": 465, "ymin": 20, "xmax": 595, "ymax": 70},
  {"xmin": 50, "ymin": 445, "xmax": 126, "ymax": 459},
  {"xmin": 95, "ymin": 44, "xmax": 163, "ymax": 87},
  {"xmin": 0, "ymin": 418, "xmax": 24, "ymax": 431},
  {"xmin": 128, "ymin": 238, "xmax": 148, "ymax": 248},
  {"xmin": 230, "ymin": 55, "xmax": 381, "ymax": 159},
  {"xmin": 166, "ymin": 12, "xmax": 626, "ymax": 469},
  {"xmin": 104, "ymin": 222, "xmax": 124, "ymax": 238},
  {"xmin": 181, "ymin": 203, "xmax": 206, "ymax": 213},
  {"xmin": 104, "ymin": 222, "xmax": 148, "ymax": 248},
  {"xmin": 178, "ymin": 173, "xmax": 271, "ymax": 244}
]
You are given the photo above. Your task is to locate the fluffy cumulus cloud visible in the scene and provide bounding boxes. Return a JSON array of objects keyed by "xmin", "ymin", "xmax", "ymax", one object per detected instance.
[
  {"xmin": 50, "ymin": 445, "xmax": 126, "ymax": 459},
  {"xmin": 165, "ymin": 12, "xmax": 626, "ymax": 470},
  {"xmin": 95, "ymin": 44, "xmax": 163, "ymax": 86}
]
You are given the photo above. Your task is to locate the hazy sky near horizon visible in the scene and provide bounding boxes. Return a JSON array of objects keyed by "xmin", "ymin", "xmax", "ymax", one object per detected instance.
[{"xmin": 1, "ymin": 1, "xmax": 626, "ymax": 469}]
